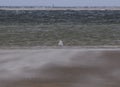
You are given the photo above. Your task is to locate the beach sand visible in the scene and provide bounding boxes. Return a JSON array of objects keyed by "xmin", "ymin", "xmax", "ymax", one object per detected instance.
[{"xmin": 0, "ymin": 48, "xmax": 120, "ymax": 87}]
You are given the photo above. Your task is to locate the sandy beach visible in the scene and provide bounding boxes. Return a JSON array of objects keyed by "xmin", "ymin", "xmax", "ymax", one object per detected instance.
[{"xmin": 0, "ymin": 47, "xmax": 120, "ymax": 87}]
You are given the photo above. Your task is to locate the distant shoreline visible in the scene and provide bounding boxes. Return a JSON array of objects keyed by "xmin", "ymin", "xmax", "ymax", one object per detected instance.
[
  {"xmin": 1, "ymin": 7, "xmax": 120, "ymax": 10},
  {"xmin": 1, "ymin": 46, "xmax": 120, "ymax": 49}
]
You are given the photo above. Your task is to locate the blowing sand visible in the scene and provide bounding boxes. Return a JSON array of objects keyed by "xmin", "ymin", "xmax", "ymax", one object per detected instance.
[{"xmin": 0, "ymin": 48, "xmax": 120, "ymax": 87}]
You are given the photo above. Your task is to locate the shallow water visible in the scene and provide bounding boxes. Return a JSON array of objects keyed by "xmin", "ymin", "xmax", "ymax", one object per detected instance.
[{"xmin": 0, "ymin": 48, "xmax": 120, "ymax": 87}]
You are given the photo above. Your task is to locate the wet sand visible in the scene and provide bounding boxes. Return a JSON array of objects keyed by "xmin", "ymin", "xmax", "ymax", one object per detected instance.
[{"xmin": 0, "ymin": 48, "xmax": 120, "ymax": 87}]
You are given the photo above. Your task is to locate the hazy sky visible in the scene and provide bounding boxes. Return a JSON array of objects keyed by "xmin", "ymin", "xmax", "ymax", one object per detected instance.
[{"xmin": 0, "ymin": 0, "xmax": 120, "ymax": 6}]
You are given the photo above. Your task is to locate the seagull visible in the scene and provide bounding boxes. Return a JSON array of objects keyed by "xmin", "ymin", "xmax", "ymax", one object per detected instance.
[{"xmin": 58, "ymin": 40, "xmax": 64, "ymax": 46}]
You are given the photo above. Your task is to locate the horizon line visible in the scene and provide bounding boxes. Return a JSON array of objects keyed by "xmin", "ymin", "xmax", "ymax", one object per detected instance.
[{"xmin": 0, "ymin": 6, "xmax": 120, "ymax": 7}]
